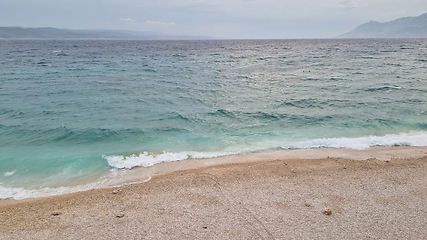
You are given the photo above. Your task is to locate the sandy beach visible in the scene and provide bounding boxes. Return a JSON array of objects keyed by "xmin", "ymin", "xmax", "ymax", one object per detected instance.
[{"xmin": 1, "ymin": 146, "xmax": 427, "ymax": 239}]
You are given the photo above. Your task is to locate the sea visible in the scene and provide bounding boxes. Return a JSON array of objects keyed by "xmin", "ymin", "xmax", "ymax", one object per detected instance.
[{"xmin": 1, "ymin": 39, "xmax": 426, "ymax": 199}]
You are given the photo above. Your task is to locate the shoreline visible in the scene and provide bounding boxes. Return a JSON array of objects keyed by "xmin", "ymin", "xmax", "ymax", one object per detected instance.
[
  {"xmin": 102, "ymin": 145, "xmax": 427, "ymax": 187},
  {"xmin": 1, "ymin": 146, "xmax": 427, "ymax": 201},
  {"xmin": 1, "ymin": 146, "xmax": 427, "ymax": 239}
]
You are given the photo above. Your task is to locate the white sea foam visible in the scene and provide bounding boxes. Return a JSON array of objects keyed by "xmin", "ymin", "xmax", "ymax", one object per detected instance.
[
  {"xmin": 0, "ymin": 184, "xmax": 115, "ymax": 200},
  {"xmin": 3, "ymin": 171, "xmax": 16, "ymax": 177},
  {"xmin": 104, "ymin": 151, "xmax": 233, "ymax": 169},
  {"xmin": 0, "ymin": 170, "xmax": 133, "ymax": 200},
  {"xmin": 283, "ymin": 131, "xmax": 427, "ymax": 150},
  {"xmin": 0, "ymin": 185, "xmax": 67, "ymax": 200}
]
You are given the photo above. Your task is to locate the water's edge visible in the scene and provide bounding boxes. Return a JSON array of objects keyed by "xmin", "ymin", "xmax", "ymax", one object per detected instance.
[{"xmin": 2, "ymin": 145, "xmax": 426, "ymax": 201}]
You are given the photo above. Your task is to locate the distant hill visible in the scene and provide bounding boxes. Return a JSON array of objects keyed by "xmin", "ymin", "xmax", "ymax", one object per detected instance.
[
  {"xmin": 0, "ymin": 27, "xmax": 212, "ymax": 40},
  {"xmin": 338, "ymin": 12, "xmax": 427, "ymax": 38}
]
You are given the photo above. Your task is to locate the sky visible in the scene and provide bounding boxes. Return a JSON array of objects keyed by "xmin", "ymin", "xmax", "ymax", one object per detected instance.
[{"xmin": 0, "ymin": 0, "xmax": 426, "ymax": 39}]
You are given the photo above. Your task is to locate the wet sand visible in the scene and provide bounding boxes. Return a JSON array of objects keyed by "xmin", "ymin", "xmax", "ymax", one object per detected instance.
[{"xmin": 1, "ymin": 147, "xmax": 427, "ymax": 239}]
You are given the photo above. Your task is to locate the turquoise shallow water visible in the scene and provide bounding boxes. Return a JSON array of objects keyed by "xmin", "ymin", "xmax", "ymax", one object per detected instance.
[{"xmin": 1, "ymin": 39, "xmax": 427, "ymax": 199}]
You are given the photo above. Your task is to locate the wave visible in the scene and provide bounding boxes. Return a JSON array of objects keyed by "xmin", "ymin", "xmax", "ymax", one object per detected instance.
[
  {"xmin": 51, "ymin": 127, "xmax": 146, "ymax": 144},
  {"xmin": 0, "ymin": 168, "xmax": 153, "ymax": 200},
  {"xmin": 0, "ymin": 185, "xmax": 75, "ymax": 200},
  {"xmin": 282, "ymin": 131, "xmax": 427, "ymax": 150},
  {"xmin": 0, "ymin": 126, "xmax": 146, "ymax": 146},
  {"xmin": 208, "ymin": 109, "xmax": 235, "ymax": 118},
  {"xmin": 104, "ymin": 131, "xmax": 427, "ymax": 169},
  {"xmin": 104, "ymin": 151, "xmax": 233, "ymax": 169},
  {"xmin": 365, "ymin": 86, "xmax": 402, "ymax": 92},
  {"xmin": 0, "ymin": 177, "xmax": 111, "ymax": 200}
]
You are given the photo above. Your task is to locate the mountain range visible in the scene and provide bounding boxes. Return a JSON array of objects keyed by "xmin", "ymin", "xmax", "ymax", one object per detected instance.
[
  {"xmin": 3, "ymin": 13, "xmax": 427, "ymax": 40},
  {"xmin": 0, "ymin": 27, "xmax": 212, "ymax": 40},
  {"xmin": 339, "ymin": 12, "xmax": 427, "ymax": 38}
]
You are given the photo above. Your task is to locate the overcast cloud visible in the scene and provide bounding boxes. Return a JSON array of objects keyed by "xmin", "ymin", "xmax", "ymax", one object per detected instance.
[{"xmin": 0, "ymin": 0, "xmax": 425, "ymax": 38}]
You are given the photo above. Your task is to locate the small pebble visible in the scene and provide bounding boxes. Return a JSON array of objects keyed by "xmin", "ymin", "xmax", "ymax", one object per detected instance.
[
  {"xmin": 305, "ymin": 202, "xmax": 311, "ymax": 207},
  {"xmin": 112, "ymin": 189, "xmax": 122, "ymax": 194},
  {"xmin": 323, "ymin": 209, "xmax": 332, "ymax": 215},
  {"xmin": 51, "ymin": 211, "xmax": 62, "ymax": 216},
  {"xmin": 116, "ymin": 213, "xmax": 125, "ymax": 218}
]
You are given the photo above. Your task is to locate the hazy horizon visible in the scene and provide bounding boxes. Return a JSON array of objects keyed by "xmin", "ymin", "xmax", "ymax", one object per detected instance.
[{"xmin": 1, "ymin": 0, "xmax": 426, "ymax": 39}]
